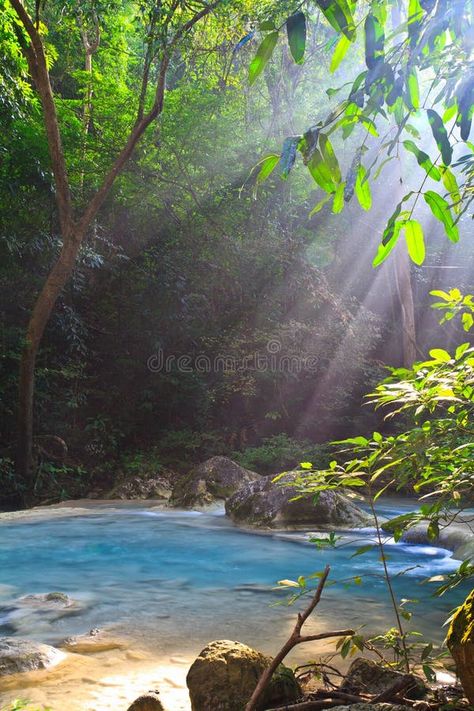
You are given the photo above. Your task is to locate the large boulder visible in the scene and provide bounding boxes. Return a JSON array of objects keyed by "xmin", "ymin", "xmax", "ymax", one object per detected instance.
[
  {"xmin": 0, "ymin": 637, "xmax": 65, "ymax": 676},
  {"xmin": 171, "ymin": 457, "xmax": 259, "ymax": 508},
  {"xmin": 447, "ymin": 589, "xmax": 474, "ymax": 704},
  {"xmin": 107, "ymin": 469, "xmax": 175, "ymax": 501},
  {"xmin": 186, "ymin": 639, "xmax": 300, "ymax": 711},
  {"xmin": 225, "ymin": 472, "xmax": 369, "ymax": 529},
  {"xmin": 340, "ymin": 658, "xmax": 426, "ymax": 700}
]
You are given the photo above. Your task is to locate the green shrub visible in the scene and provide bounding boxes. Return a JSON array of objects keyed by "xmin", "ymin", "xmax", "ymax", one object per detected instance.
[{"xmin": 233, "ymin": 434, "xmax": 332, "ymax": 475}]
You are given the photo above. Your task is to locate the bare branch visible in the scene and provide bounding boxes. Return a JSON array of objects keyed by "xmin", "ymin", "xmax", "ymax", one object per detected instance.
[{"xmin": 245, "ymin": 566, "xmax": 354, "ymax": 711}]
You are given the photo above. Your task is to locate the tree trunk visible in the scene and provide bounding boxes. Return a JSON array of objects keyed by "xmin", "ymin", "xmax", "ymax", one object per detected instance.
[
  {"xmin": 17, "ymin": 231, "xmax": 81, "ymax": 496},
  {"xmin": 393, "ymin": 239, "xmax": 417, "ymax": 367}
]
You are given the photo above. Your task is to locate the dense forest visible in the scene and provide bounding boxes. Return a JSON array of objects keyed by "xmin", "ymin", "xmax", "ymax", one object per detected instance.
[{"xmin": 0, "ymin": 0, "xmax": 473, "ymax": 710}]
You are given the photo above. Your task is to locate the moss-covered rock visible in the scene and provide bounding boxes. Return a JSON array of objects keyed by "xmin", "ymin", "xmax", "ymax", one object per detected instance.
[
  {"xmin": 186, "ymin": 639, "xmax": 300, "ymax": 711},
  {"xmin": 447, "ymin": 588, "xmax": 474, "ymax": 704},
  {"xmin": 226, "ymin": 472, "xmax": 370, "ymax": 529},
  {"xmin": 171, "ymin": 457, "xmax": 259, "ymax": 508}
]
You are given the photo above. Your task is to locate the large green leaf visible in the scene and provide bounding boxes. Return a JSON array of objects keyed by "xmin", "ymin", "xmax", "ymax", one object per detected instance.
[
  {"xmin": 364, "ymin": 14, "xmax": 384, "ymax": 69},
  {"xmin": 249, "ymin": 32, "xmax": 279, "ymax": 85},
  {"xmin": 256, "ymin": 154, "xmax": 280, "ymax": 183},
  {"xmin": 424, "ymin": 190, "xmax": 459, "ymax": 242},
  {"xmin": 404, "ymin": 219, "xmax": 425, "ymax": 265},
  {"xmin": 427, "ymin": 109, "xmax": 453, "ymax": 165},
  {"xmin": 407, "ymin": 70, "xmax": 420, "ymax": 109},
  {"xmin": 403, "ymin": 140, "xmax": 441, "ymax": 181},
  {"xmin": 315, "ymin": 0, "xmax": 355, "ymax": 39},
  {"xmin": 286, "ymin": 12, "xmax": 306, "ymax": 64},
  {"xmin": 330, "ymin": 34, "xmax": 351, "ymax": 72},
  {"xmin": 440, "ymin": 167, "xmax": 461, "ymax": 214},
  {"xmin": 373, "ymin": 221, "xmax": 403, "ymax": 266},
  {"xmin": 319, "ymin": 133, "xmax": 341, "ymax": 183},
  {"xmin": 355, "ymin": 164, "xmax": 372, "ymax": 210},
  {"xmin": 308, "ymin": 148, "xmax": 336, "ymax": 193}
]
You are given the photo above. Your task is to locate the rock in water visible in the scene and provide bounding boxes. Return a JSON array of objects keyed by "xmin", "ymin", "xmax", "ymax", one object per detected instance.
[
  {"xmin": 186, "ymin": 639, "xmax": 300, "ymax": 711},
  {"xmin": 171, "ymin": 457, "xmax": 259, "ymax": 508},
  {"xmin": 0, "ymin": 637, "xmax": 65, "ymax": 676},
  {"xmin": 340, "ymin": 658, "xmax": 427, "ymax": 700},
  {"xmin": 226, "ymin": 471, "xmax": 369, "ymax": 529},
  {"xmin": 127, "ymin": 692, "xmax": 165, "ymax": 711}
]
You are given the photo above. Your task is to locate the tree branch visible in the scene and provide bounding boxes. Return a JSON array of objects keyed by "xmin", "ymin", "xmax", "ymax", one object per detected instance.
[
  {"xmin": 9, "ymin": 0, "xmax": 73, "ymax": 234},
  {"xmin": 245, "ymin": 566, "xmax": 354, "ymax": 711}
]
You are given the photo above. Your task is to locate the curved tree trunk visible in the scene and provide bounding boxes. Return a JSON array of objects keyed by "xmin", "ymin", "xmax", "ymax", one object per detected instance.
[{"xmin": 17, "ymin": 233, "xmax": 81, "ymax": 492}]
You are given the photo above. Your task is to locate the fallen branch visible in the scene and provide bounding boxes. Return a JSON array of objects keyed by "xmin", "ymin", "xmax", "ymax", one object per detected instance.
[
  {"xmin": 245, "ymin": 565, "xmax": 354, "ymax": 711},
  {"xmin": 372, "ymin": 674, "xmax": 417, "ymax": 702},
  {"xmin": 265, "ymin": 701, "xmax": 357, "ymax": 711}
]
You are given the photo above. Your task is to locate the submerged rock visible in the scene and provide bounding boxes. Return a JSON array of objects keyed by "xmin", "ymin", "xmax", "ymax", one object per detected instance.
[
  {"xmin": 340, "ymin": 658, "xmax": 427, "ymax": 700},
  {"xmin": 61, "ymin": 628, "xmax": 127, "ymax": 654},
  {"xmin": 186, "ymin": 639, "xmax": 300, "ymax": 711},
  {"xmin": 171, "ymin": 457, "xmax": 259, "ymax": 508},
  {"xmin": 0, "ymin": 637, "xmax": 65, "ymax": 676},
  {"xmin": 127, "ymin": 692, "xmax": 165, "ymax": 711},
  {"xmin": 0, "ymin": 591, "xmax": 81, "ymax": 635},
  {"xmin": 226, "ymin": 472, "xmax": 369, "ymax": 529}
]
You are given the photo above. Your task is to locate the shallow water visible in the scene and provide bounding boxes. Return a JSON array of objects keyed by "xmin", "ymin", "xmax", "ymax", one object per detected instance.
[{"xmin": 0, "ymin": 501, "xmax": 469, "ymax": 710}]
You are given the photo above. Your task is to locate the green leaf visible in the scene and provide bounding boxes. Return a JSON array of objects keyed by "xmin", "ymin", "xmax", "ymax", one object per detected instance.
[
  {"xmin": 403, "ymin": 140, "xmax": 440, "ymax": 181},
  {"xmin": 319, "ymin": 133, "xmax": 341, "ymax": 182},
  {"xmin": 286, "ymin": 12, "xmax": 306, "ymax": 64},
  {"xmin": 424, "ymin": 190, "xmax": 459, "ymax": 243},
  {"xmin": 407, "ymin": 70, "xmax": 420, "ymax": 109},
  {"xmin": 364, "ymin": 14, "xmax": 384, "ymax": 69},
  {"xmin": 355, "ymin": 164, "xmax": 372, "ymax": 210},
  {"xmin": 308, "ymin": 148, "xmax": 336, "ymax": 193},
  {"xmin": 372, "ymin": 222, "xmax": 402, "ymax": 267},
  {"xmin": 429, "ymin": 348, "xmax": 451, "ymax": 362},
  {"xmin": 423, "ymin": 665, "xmax": 437, "ymax": 683},
  {"xmin": 404, "ymin": 219, "xmax": 425, "ymax": 265},
  {"xmin": 256, "ymin": 154, "xmax": 280, "ymax": 183},
  {"xmin": 249, "ymin": 32, "xmax": 279, "ymax": 85},
  {"xmin": 330, "ymin": 34, "xmax": 351, "ymax": 72},
  {"xmin": 279, "ymin": 137, "xmax": 299, "ymax": 179},
  {"xmin": 440, "ymin": 167, "xmax": 461, "ymax": 213},
  {"xmin": 427, "ymin": 109, "xmax": 453, "ymax": 165},
  {"xmin": 351, "ymin": 545, "xmax": 375, "ymax": 557},
  {"xmin": 332, "ymin": 181, "xmax": 345, "ymax": 213},
  {"xmin": 309, "ymin": 193, "xmax": 332, "ymax": 216},
  {"xmin": 316, "ymin": 0, "xmax": 355, "ymax": 39}
]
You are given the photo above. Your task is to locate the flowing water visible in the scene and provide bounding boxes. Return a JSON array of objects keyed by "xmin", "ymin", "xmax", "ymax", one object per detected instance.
[{"xmin": 0, "ymin": 501, "xmax": 469, "ymax": 710}]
